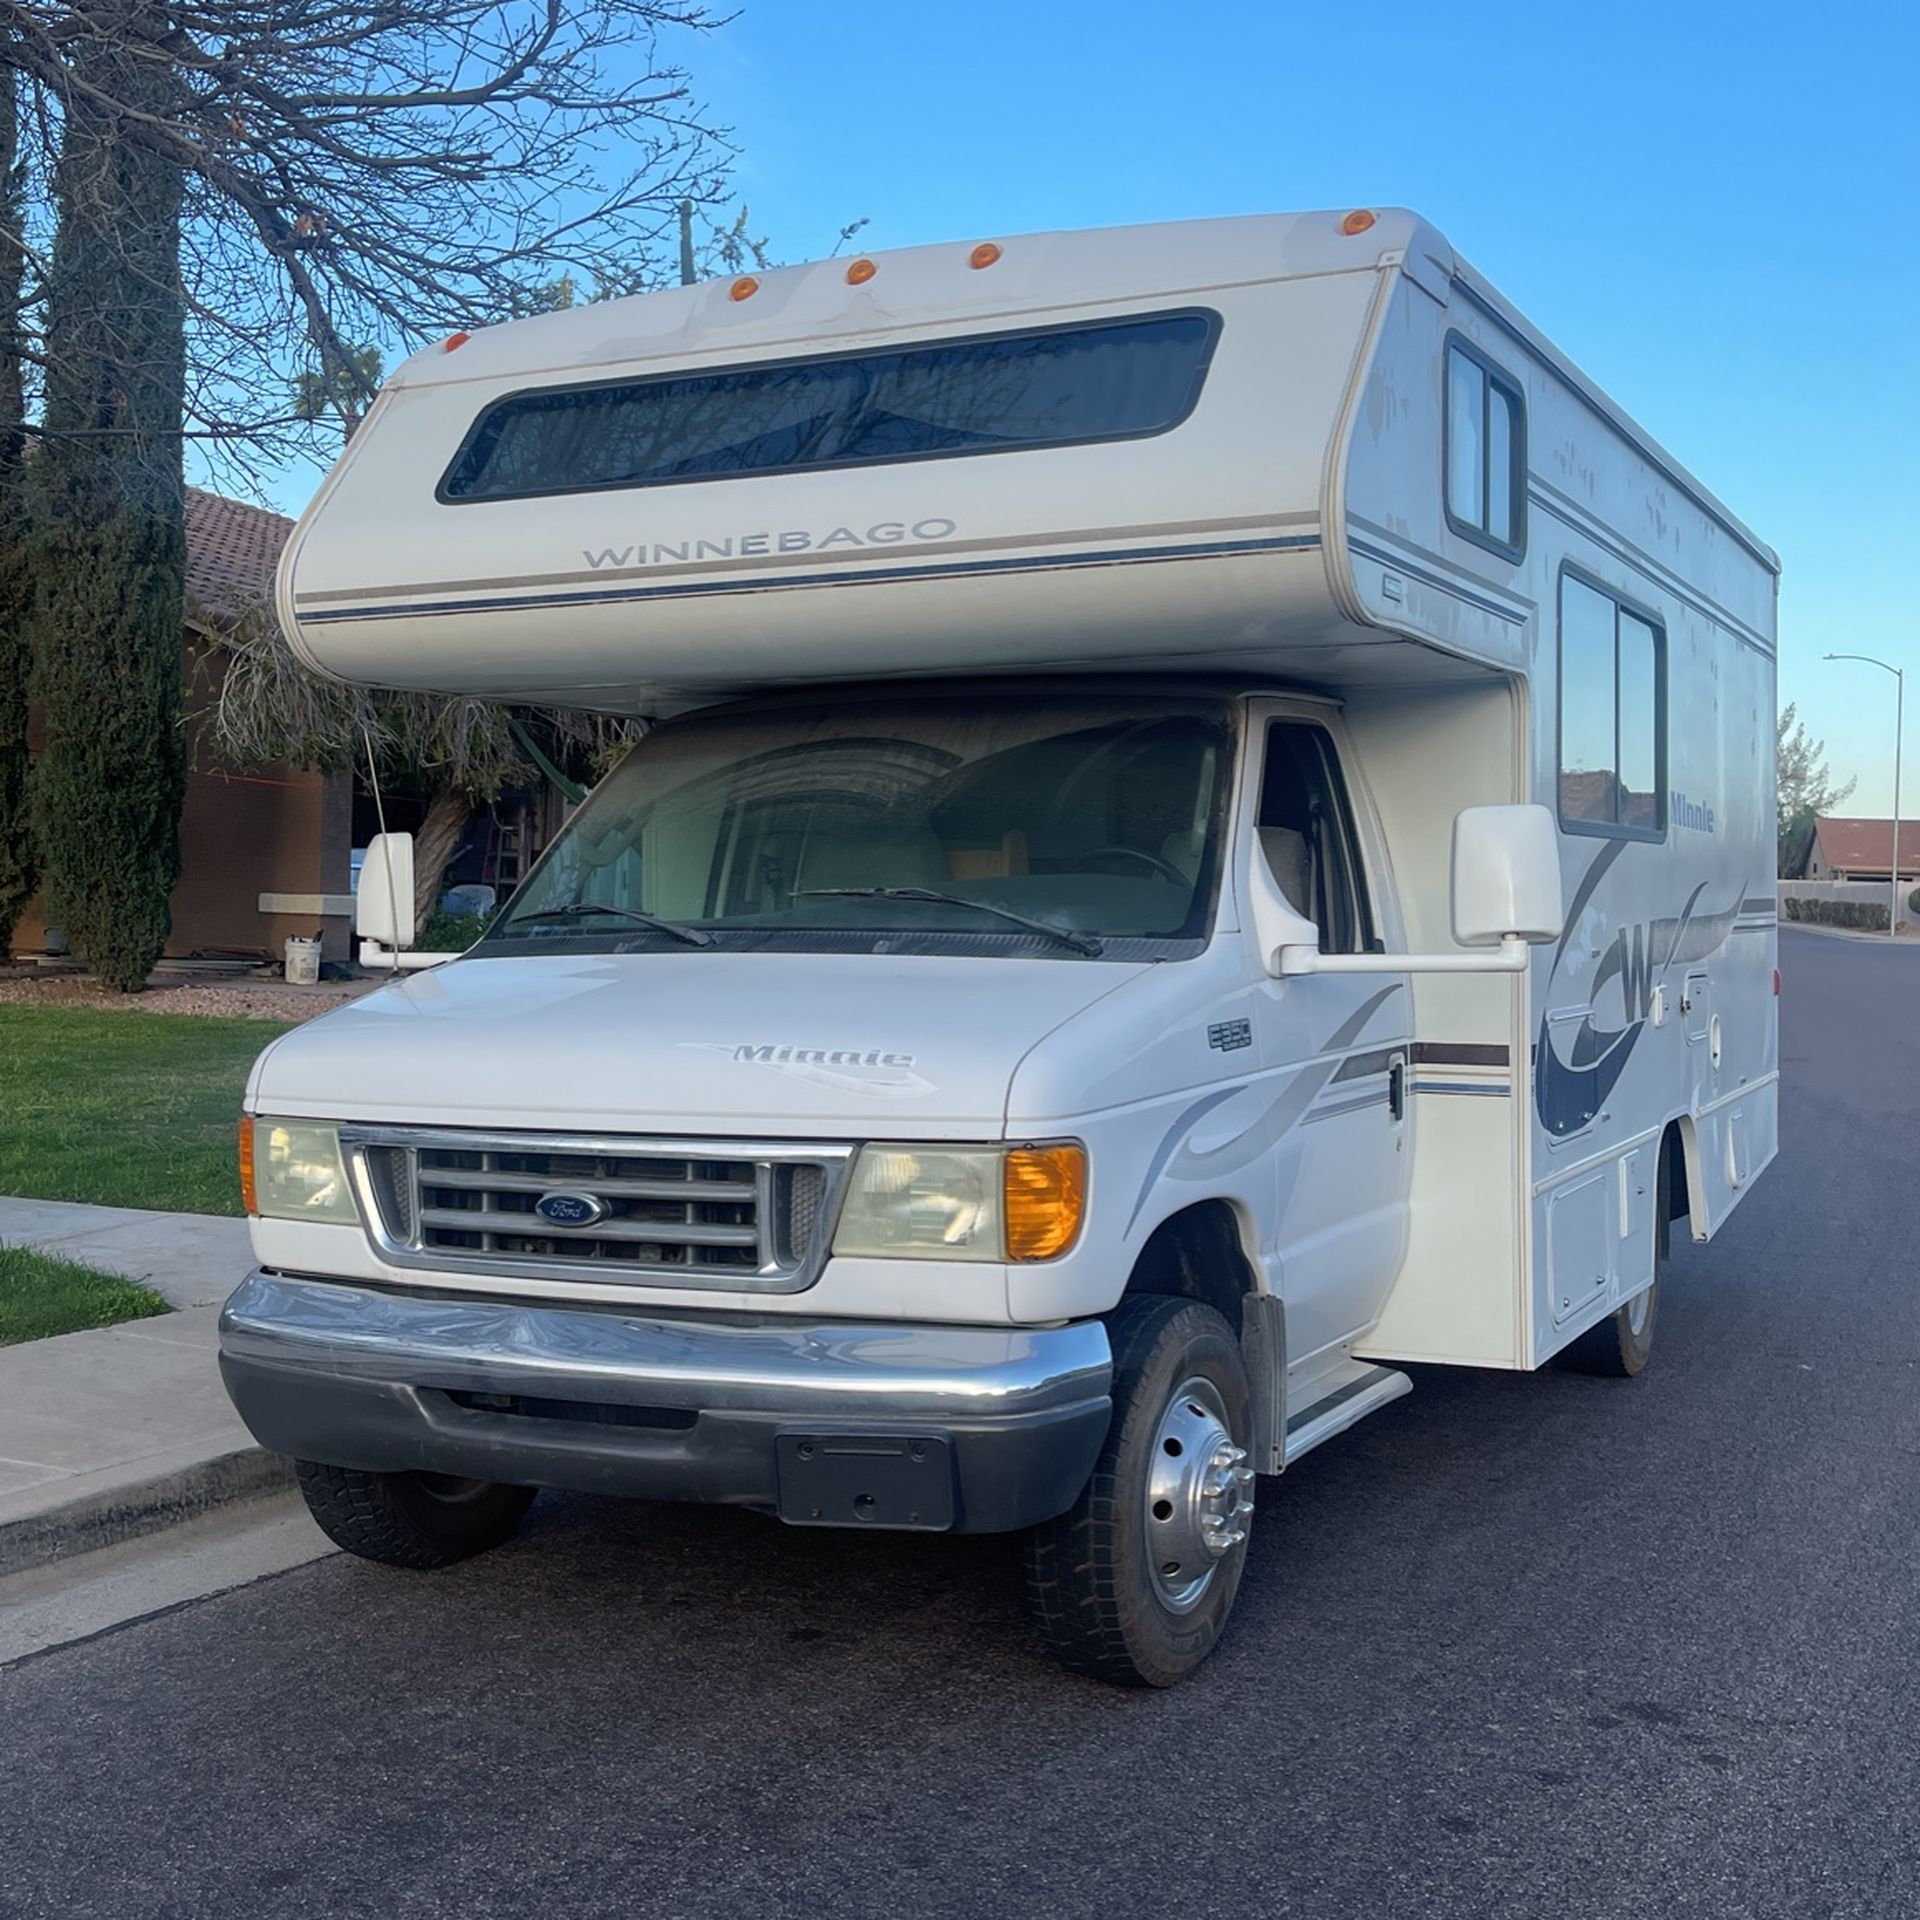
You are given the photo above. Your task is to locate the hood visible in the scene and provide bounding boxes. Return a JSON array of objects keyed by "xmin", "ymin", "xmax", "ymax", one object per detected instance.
[{"xmin": 249, "ymin": 950, "xmax": 1147, "ymax": 1138}]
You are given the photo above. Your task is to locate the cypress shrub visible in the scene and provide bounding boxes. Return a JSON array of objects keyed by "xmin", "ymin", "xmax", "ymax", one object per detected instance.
[
  {"xmin": 0, "ymin": 73, "xmax": 34, "ymax": 952},
  {"xmin": 26, "ymin": 5, "xmax": 187, "ymax": 991}
]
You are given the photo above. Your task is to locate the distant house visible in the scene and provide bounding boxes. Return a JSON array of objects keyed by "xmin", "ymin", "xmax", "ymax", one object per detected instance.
[
  {"xmin": 10, "ymin": 488, "xmax": 353, "ymax": 968},
  {"xmin": 1804, "ymin": 817, "xmax": 1920, "ymax": 887}
]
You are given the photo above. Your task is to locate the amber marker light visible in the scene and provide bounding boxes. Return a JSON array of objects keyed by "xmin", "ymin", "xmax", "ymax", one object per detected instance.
[
  {"xmin": 238, "ymin": 1114, "xmax": 258, "ymax": 1215},
  {"xmin": 1004, "ymin": 1145, "xmax": 1088, "ymax": 1262},
  {"xmin": 968, "ymin": 242, "xmax": 1003, "ymax": 270},
  {"xmin": 845, "ymin": 257, "xmax": 877, "ymax": 285},
  {"xmin": 442, "ymin": 330, "xmax": 470, "ymax": 352},
  {"xmin": 729, "ymin": 275, "xmax": 760, "ymax": 301},
  {"xmin": 1341, "ymin": 209, "xmax": 1378, "ymax": 236}
]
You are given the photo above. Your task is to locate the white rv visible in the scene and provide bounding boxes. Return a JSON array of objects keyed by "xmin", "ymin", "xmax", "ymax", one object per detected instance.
[{"xmin": 222, "ymin": 209, "xmax": 1779, "ymax": 1686}]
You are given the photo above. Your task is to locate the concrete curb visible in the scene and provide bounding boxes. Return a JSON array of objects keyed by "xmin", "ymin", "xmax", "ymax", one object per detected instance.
[{"xmin": 0, "ymin": 1441, "xmax": 296, "ymax": 1580}]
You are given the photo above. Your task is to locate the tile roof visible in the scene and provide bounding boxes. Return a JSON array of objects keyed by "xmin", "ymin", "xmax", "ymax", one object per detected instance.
[
  {"xmin": 184, "ymin": 486, "xmax": 293, "ymax": 622},
  {"xmin": 1811, "ymin": 816, "xmax": 1920, "ymax": 873}
]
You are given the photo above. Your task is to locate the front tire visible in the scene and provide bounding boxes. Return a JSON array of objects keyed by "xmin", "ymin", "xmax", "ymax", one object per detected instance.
[
  {"xmin": 295, "ymin": 1460, "xmax": 536, "ymax": 1568},
  {"xmin": 1024, "ymin": 1296, "xmax": 1255, "ymax": 1687}
]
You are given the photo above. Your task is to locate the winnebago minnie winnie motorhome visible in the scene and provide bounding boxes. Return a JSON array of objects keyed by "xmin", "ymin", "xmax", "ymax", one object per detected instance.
[{"xmin": 221, "ymin": 209, "xmax": 1779, "ymax": 1685}]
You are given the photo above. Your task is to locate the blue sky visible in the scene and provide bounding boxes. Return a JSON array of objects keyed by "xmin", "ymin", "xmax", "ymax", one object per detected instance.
[{"xmin": 267, "ymin": 1, "xmax": 1920, "ymax": 808}]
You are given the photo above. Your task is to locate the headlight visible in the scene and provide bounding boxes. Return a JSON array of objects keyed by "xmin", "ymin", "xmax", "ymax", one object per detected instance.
[
  {"xmin": 832, "ymin": 1144, "xmax": 1085, "ymax": 1263},
  {"xmin": 242, "ymin": 1117, "xmax": 359, "ymax": 1225}
]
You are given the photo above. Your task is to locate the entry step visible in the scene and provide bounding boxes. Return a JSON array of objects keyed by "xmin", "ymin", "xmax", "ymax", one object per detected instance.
[{"xmin": 1284, "ymin": 1361, "xmax": 1412, "ymax": 1466}]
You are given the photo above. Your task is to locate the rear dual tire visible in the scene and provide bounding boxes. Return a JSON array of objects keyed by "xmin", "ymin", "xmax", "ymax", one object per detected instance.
[{"xmin": 1558, "ymin": 1148, "xmax": 1673, "ymax": 1378}]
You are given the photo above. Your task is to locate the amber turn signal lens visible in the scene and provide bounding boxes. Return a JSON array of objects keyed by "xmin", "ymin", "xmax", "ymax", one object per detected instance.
[
  {"xmin": 729, "ymin": 275, "xmax": 760, "ymax": 301},
  {"xmin": 442, "ymin": 330, "xmax": 470, "ymax": 352},
  {"xmin": 845, "ymin": 257, "xmax": 877, "ymax": 285},
  {"xmin": 968, "ymin": 242, "xmax": 1002, "ymax": 270},
  {"xmin": 1340, "ymin": 209, "xmax": 1377, "ymax": 236},
  {"xmin": 238, "ymin": 1114, "xmax": 257, "ymax": 1215},
  {"xmin": 1004, "ymin": 1145, "xmax": 1087, "ymax": 1262}
]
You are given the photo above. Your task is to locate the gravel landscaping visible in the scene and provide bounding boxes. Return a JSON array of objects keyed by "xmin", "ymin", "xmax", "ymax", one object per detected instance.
[{"xmin": 0, "ymin": 973, "xmax": 371, "ymax": 1023}]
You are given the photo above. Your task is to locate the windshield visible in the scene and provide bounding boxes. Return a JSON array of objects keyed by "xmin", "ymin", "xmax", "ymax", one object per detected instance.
[{"xmin": 484, "ymin": 692, "xmax": 1234, "ymax": 962}]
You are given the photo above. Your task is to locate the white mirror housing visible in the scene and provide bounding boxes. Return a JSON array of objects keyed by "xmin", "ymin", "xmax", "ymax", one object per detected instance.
[
  {"xmin": 354, "ymin": 831, "xmax": 417, "ymax": 951},
  {"xmin": 1277, "ymin": 802, "xmax": 1565, "ymax": 978},
  {"xmin": 1451, "ymin": 804, "xmax": 1564, "ymax": 948}
]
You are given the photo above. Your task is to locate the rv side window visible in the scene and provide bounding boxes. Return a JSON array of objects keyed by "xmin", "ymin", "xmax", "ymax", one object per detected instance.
[
  {"xmin": 439, "ymin": 309, "xmax": 1222, "ymax": 503},
  {"xmin": 1444, "ymin": 338, "xmax": 1526, "ymax": 560},
  {"xmin": 1558, "ymin": 572, "xmax": 1666, "ymax": 838},
  {"xmin": 1257, "ymin": 723, "xmax": 1375, "ymax": 954}
]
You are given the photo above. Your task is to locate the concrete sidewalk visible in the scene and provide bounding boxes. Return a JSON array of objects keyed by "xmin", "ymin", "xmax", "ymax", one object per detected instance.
[
  {"xmin": 0, "ymin": 1203, "xmax": 285, "ymax": 1576},
  {"xmin": 0, "ymin": 1196, "xmax": 248, "ymax": 1308}
]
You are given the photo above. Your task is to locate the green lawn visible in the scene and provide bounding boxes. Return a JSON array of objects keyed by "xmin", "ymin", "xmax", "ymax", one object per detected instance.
[
  {"xmin": 0, "ymin": 1005, "xmax": 290, "ymax": 1215},
  {"xmin": 0, "ymin": 1242, "xmax": 170, "ymax": 1345}
]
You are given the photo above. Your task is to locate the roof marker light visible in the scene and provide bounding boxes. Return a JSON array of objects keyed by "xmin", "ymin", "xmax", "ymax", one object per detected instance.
[
  {"xmin": 845, "ymin": 257, "xmax": 877, "ymax": 285},
  {"xmin": 442, "ymin": 330, "xmax": 470, "ymax": 352},
  {"xmin": 1341, "ymin": 209, "xmax": 1378, "ymax": 236},
  {"xmin": 729, "ymin": 275, "xmax": 760, "ymax": 302},
  {"xmin": 968, "ymin": 242, "xmax": 1002, "ymax": 270}
]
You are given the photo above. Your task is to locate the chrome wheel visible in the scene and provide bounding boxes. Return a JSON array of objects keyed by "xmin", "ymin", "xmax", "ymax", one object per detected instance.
[{"xmin": 1144, "ymin": 1375, "xmax": 1254, "ymax": 1613}]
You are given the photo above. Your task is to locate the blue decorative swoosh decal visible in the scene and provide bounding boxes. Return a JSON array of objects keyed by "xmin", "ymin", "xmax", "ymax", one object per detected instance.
[{"xmin": 1536, "ymin": 848, "xmax": 1746, "ymax": 1137}]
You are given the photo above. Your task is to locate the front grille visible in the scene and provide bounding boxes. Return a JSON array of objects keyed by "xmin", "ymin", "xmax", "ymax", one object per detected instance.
[
  {"xmin": 416, "ymin": 1143, "xmax": 761, "ymax": 1273},
  {"xmin": 346, "ymin": 1129, "xmax": 847, "ymax": 1292}
]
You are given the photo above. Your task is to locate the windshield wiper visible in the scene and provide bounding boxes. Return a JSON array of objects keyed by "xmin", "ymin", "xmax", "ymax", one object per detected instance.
[
  {"xmin": 793, "ymin": 886, "xmax": 1102, "ymax": 956},
  {"xmin": 510, "ymin": 901, "xmax": 714, "ymax": 948}
]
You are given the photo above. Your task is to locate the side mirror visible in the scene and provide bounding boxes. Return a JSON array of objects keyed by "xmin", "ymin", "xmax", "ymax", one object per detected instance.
[
  {"xmin": 1277, "ymin": 802, "xmax": 1564, "ymax": 978},
  {"xmin": 1451, "ymin": 804, "xmax": 1563, "ymax": 947},
  {"xmin": 354, "ymin": 832, "xmax": 417, "ymax": 950}
]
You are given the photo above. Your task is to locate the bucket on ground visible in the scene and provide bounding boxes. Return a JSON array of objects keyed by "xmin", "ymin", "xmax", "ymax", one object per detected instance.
[{"xmin": 284, "ymin": 935, "xmax": 322, "ymax": 985}]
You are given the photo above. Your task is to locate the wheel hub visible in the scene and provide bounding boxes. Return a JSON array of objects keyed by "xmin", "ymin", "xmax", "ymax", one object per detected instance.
[{"xmin": 1144, "ymin": 1375, "xmax": 1255, "ymax": 1612}]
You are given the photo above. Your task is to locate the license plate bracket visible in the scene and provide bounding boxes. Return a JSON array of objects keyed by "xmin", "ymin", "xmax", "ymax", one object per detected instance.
[{"xmin": 774, "ymin": 1433, "xmax": 955, "ymax": 1531}]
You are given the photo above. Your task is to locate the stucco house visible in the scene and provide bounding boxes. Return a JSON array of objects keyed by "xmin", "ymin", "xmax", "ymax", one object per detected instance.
[
  {"xmin": 10, "ymin": 487, "xmax": 354, "ymax": 968},
  {"xmin": 1804, "ymin": 817, "xmax": 1920, "ymax": 887}
]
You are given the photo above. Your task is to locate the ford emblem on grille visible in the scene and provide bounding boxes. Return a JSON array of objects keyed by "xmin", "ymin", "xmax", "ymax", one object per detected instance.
[{"xmin": 534, "ymin": 1190, "xmax": 609, "ymax": 1229}]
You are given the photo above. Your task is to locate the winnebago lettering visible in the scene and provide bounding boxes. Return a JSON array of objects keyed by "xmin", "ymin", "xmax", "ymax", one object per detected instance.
[{"xmin": 583, "ymin": 519, "xmax": 959, "ymax": 569}]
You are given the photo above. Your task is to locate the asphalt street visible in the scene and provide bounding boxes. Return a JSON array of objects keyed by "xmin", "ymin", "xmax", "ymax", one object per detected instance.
[{"xmin": 2, "ymin": 925, "xmax": 1915, "ymax": 1920}]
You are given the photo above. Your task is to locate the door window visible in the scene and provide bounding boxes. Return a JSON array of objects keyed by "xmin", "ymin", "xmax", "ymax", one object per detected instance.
[{"xmin": 1257, "ymin": 723, "xmax": 1376, "ymax": 954}]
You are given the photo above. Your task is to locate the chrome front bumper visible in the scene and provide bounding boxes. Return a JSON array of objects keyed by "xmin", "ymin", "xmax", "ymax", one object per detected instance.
[{"xmin": 219, "ymin": 1272, "xmax": 1114, "ymax": 1533}]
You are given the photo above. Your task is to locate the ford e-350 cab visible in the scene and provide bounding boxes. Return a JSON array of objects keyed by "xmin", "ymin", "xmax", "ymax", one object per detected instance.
[{"xmin": 223, "ymin": 210, "xmax": 1779, "ymax": 1685}]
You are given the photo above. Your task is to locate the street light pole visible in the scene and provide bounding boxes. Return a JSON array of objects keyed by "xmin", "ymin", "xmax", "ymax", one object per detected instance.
[{"xmin": 1824, "ymin": 653, "xmax": 1906, "ymax": 935}]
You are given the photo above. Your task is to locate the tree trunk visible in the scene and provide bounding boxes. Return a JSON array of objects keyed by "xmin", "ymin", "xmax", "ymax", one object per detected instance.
[
  {"xmin": 0, "ymin": 71, "xmax": 35, "ymax": 951},
  {"xmin": 26, "ymin": 0, "xmax": 188, "ymax": 991},
  {"xmin": 411, "ymin": 785, "xmax": 471, "ymax": 934}
]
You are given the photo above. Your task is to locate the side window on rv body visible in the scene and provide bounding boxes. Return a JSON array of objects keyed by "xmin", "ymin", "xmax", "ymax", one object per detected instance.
[
  {"xmin": 1257, "ymin": 723, "xmax": 1376, "ymax": 955},
  {"xmin": 1558, "ymin": 573, "xmax": 1666, "ymax": 837},
  {"xmin": 1444, "ymin": 339, "xmax": 1525, "ymax": 559}
]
